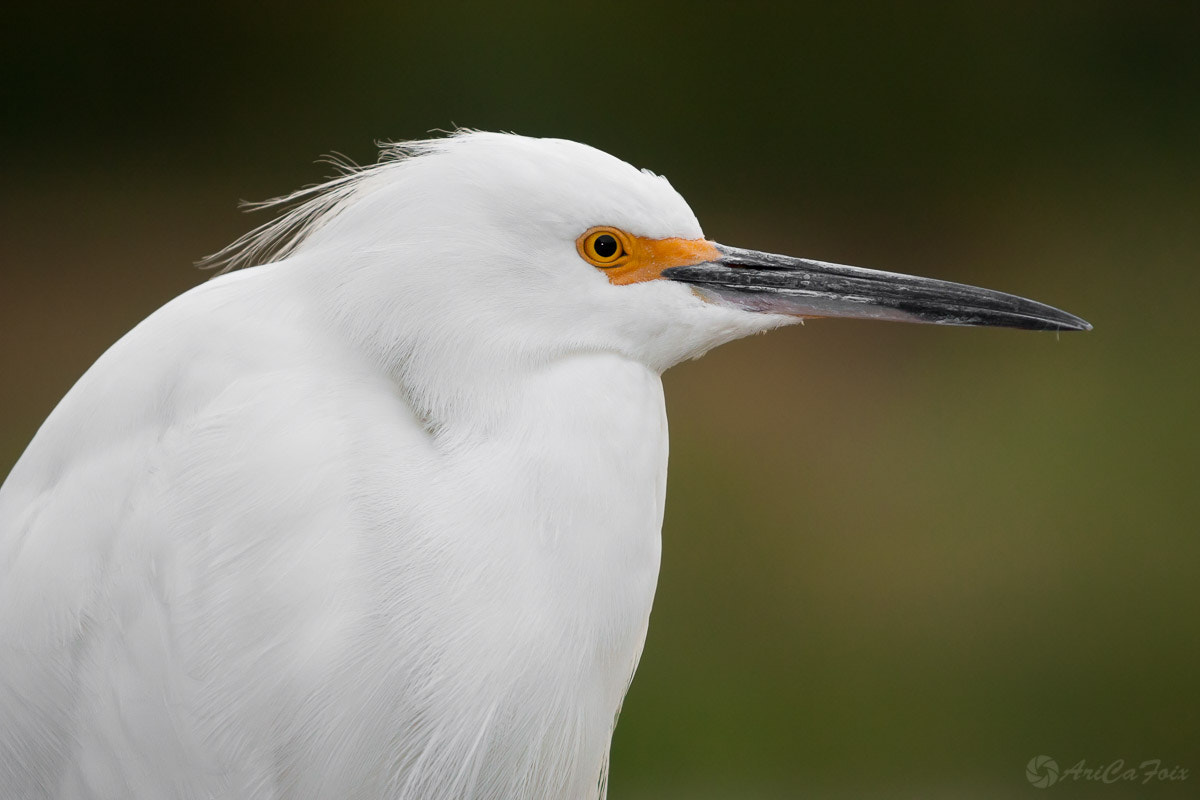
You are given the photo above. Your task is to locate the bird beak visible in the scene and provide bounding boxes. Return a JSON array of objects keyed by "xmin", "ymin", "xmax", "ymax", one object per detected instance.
[{"xmin": 661, "ymin": 243, "xmax": 1092, "ymax": 331}]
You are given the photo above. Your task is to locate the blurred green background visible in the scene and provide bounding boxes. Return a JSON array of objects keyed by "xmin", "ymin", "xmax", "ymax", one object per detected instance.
[{"xmin": 2, "ymin": 2, "xmax": 1197, "ymax": 797}]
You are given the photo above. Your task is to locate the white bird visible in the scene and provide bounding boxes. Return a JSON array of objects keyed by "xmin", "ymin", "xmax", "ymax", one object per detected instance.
[{"xmin": 0, "ymin": 131, "xmax": 1089, "ymax": 800}]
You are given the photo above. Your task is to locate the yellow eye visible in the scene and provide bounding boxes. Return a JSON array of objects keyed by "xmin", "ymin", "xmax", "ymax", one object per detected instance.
[{"xmin": 579, "ymin": 228, "xmax": 629, "ymax": 267}]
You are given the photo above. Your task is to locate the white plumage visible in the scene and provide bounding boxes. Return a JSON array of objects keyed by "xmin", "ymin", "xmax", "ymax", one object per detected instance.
[{"xmin": 0, "ymin": 131, "xmax": 1088, "ymax": 800}]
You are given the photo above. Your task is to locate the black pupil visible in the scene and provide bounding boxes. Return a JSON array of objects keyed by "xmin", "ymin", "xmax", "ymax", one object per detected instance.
[{"xmin": 593, "ymin": 234, "xmax": 619, "ymax": 259}]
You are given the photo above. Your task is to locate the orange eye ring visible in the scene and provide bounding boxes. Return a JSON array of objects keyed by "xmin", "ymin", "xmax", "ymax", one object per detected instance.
[{"xmin": 577, "ymin": 227, "xmax": 631, "ymax": 268}]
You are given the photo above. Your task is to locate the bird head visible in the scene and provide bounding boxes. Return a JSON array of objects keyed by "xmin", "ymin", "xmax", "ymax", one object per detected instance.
[{"xmin": 207, "ymin": 131, "xmax": 1088, "ymax": 416}]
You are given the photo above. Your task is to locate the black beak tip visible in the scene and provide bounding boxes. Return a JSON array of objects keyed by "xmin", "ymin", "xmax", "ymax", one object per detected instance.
[{"xmin": 1026, "ymin": 306, "xmax": 1093, "ymax": 332}]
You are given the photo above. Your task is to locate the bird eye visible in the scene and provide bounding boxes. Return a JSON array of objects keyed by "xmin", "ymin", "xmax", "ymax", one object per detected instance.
[
  {"xmin": 592, "ymin": 234, "xmax": 619, "ymax": 259},
  {"xmin": 579, "ymin": 228, "xmax": 629, "ymax": 268}
]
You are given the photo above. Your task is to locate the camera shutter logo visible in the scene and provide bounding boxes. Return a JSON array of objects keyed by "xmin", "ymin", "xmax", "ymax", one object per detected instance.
[{"xmin": 1027, "ymin": 755, "xmax": 1060, "ymax": 788}]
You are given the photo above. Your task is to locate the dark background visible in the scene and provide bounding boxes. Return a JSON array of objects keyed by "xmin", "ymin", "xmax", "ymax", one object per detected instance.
[{"xmin": 2, "ymin": 2, "xmax": 1197, "ymax": 797}]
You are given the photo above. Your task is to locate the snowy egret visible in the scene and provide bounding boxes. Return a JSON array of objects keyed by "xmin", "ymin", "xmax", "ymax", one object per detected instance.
[{"xmin": 0, "ymin": 132, "xmax": 1089, "ymax": 799}]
